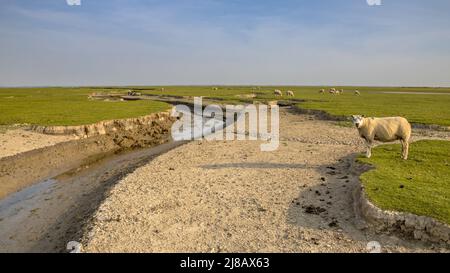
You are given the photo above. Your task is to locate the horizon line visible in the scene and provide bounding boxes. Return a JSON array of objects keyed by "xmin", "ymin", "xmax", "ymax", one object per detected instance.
[{"xmin": 1, "ymin": 84, "xmax": 450, "ymax": 89}]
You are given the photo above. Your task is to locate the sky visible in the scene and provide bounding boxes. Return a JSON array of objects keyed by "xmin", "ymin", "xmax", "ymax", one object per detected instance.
[{"xmin": 1, "ymin": 0, "xmax": 450, "ymax": 87}]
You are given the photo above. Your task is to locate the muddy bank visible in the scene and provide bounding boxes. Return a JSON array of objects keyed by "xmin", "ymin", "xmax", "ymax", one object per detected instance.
[
  {"xmin": 291, "ymin": 105, "xmax": 348, "ymax": 122},
  {"xmin": 352, "ymin": 165, "xmax": 450, "ymax": 245},
  {"xmin": 29, "ymin": 111, "xmax": 173, "ymax": 138},
  {"xmin": 0, "ymin": 112, "xmax": 175, "ymax": 199}
]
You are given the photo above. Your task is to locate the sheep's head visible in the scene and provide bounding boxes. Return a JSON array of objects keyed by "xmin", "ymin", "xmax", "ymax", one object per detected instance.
[{"xmin": 351, "ymin": 115, "xmax": 365, "ymax": 128}]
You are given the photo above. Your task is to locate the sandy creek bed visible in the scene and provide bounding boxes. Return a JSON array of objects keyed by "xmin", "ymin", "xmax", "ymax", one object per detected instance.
[
  {"xmin": 82, "ymin": 109, "xmax": 449, "ymax": 253},
  {"xmin": 1, "ymin": 108, "xmax": 449, "ymax": 253}
]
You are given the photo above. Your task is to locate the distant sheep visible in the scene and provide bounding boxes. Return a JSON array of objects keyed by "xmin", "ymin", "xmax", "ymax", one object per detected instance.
[
  {"xmin": 355, "ymin": 90, "xmax": 361, "ymax": 95},
  {"xmin": 274, "ymin": 89, "xmax": 283, "ymax": 96},
  {"xmin": 329, "ymin": 88, "xmax": 336, "ymax": 94},
  {"xmin": 212, "ymin": 87, "xmax": 219, "ymax": 91},
  {"xmin": 319, "ymin": 89, "xmax": 325, "ymax": 94},
  {"xmin": 286, "ymin": 90, "xmax": 295, "ymax": 97},
  {"xmin": 127, "ymin": 90, "xmax": 141, "ymax": 96},
  {"xmin": 352, "ymin": 115, "xmax": 411, "ymax": 160},
  {"xmin": 161, "ymin": 88, "xmax": 165, "ymax": 91}
]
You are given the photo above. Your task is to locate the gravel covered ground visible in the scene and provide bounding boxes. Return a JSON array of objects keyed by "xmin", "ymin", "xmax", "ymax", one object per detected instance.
[{"xmin": 82, "ymin": 109, "xmax": 449, "ymax": 253}]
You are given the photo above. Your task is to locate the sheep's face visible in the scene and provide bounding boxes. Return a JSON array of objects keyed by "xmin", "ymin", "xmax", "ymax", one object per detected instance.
[{"xmin": 352, "ymin": 115, "xmax": 364, "ymax": 128}]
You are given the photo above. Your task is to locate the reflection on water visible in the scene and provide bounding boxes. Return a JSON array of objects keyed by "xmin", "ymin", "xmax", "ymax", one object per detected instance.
[{"xmin": 0, "ymin": 179, "xmax": 56, "ymax": 219}]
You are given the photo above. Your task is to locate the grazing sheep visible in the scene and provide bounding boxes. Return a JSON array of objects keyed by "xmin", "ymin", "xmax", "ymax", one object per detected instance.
[
  {"xmin": 340, "ymin": 89, "xmax": 344, "ymax": 94},
  {"xmin": 329, "ymin": 88, "xmax": 336, "ymax": 94},
  {"xmin": 128, "ymin": 90, "xmax": 140, "ymax": 96},
  {"xmin": 355, "ymin": 90, "xmax": 361, "ymax": 95},
  {"xmin": 212, "ymin": 87, "xmax": 219, "ymax": 91},
  {"xmin": 274, "ymin": 89, "xmax": 283, "ymax": 96},
  {"xmin": 319, "ymin": 89, "xmax": 325, "ymax": 94},
  {"xmin": 335, "ymin": 90, "xmax": 341, "ymax": 95},
  {"xmin": 352, "ymin": 115, "xmax": 411, "ymax": 160},
  {"xmin": 287, "ymin": 90, "xmax": 295, "ymax": 97}
]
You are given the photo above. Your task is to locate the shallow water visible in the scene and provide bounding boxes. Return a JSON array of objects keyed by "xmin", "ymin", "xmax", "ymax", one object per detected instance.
[{"xmin": 0, "ymin": 140, "xmax": 187, "ymax": 252}]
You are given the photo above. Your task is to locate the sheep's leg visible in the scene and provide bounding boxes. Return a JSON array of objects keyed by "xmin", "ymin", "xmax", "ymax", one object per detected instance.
[
  {"xmin": 402, "ymin": 138, "xmax": 410, "ymax": 160},
  {"xmin": 404, "ymin": 142, "xmax": 409, "ymax": 160},
  {"xmin": 365, "ymin": 140, "xmax": 373, "ymax": 158},
  {"xmin": 400, "ymin": 140, "xmax": 406, "ymax": 159}
]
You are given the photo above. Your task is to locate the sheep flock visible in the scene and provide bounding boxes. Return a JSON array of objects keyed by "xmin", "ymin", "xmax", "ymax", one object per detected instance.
[{"xmin": 318, "ymin": 88, "xmax": 361, "ymax": 95}]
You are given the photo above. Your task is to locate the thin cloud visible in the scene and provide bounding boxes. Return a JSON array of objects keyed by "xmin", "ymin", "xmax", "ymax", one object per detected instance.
[{"xmin": 0, "ymin": 0, "xmax": 449, "ymax": 86}]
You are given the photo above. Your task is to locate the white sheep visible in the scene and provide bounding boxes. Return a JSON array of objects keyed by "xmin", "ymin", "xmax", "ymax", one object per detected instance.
[
  {"xmin": 352, "ymin": 115, "xmax": 411, "ymax": 160},
  {"xmin": 286, "ymin": 90, "xmax": 295, "ymax": 97},
  {"xmin": 319, "ymin": 89, "xmax": 325, "ymax": 94},
  {"xmin": 355, "ymin": 90, "xmax": 361, "ymax": 95},
  {"xmin": 274, "ymin": 89, "xmax": 283, "ymax": 96},
  {"xmin": 329, "ymin": 88, "xmax": 336, "ymax": 94}
]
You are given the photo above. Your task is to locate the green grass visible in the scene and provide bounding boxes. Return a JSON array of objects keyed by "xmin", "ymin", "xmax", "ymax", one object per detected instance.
[
  {"xmin": 1, "ymin": 86, "xmax": 450, "ymax": 126},
  {"xmin": 0, "ymin": 86, "xmax": 261, "ymax": 126},
  {"xmin": 295, "ymin": 87, "xmax": 450, "ymax": 127},
  {"xmin": 124, "ymin": 85, "xmax": 450, "ymax": 126},
  {"xmin": 0, "ymin": 88, "xmax": 171, "ymax": 126},
  {"xmin": 358, "ymin": 140, "xmax": 450, "ymax": 225}
]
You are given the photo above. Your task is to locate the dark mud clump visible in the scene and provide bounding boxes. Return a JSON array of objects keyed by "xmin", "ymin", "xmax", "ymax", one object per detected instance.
[{"xmin": 303, "ymin": 205, "xmax": 327, "ymax": 215}]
